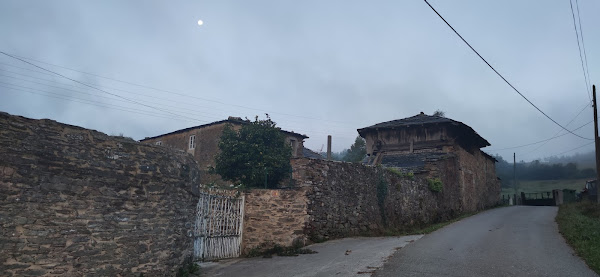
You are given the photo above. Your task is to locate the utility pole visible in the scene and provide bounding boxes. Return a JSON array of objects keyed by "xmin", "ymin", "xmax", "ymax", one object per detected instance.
[
  {"xmin": 513, "ymin": 152, "xmax": 517, "ymax": 199},
  {"xmin": 594, "ymin": 85, "xmax": 600, "ymax": 204},
  {"xmin": 327, "ymin": 135, "xmax": 332, "ymax": 161}
]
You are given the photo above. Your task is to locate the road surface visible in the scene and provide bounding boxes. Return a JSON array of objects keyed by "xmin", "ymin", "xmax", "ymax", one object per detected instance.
[
  {"xmin": 375, "ymin": 206, "xmax": 597, "ymax": 277},
  {"xmin": 200, "ymin": 235, "xmax": 423, "ymax": 277}
]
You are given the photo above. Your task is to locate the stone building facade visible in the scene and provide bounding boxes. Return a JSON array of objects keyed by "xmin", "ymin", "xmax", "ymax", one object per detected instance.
[
  {"xmin": 141, "ymin": 117, "xmax": 308, "ymax": 184},
  {"xmin": 357, "ymin": 112, "xmax": 500, "ymax": 211}
]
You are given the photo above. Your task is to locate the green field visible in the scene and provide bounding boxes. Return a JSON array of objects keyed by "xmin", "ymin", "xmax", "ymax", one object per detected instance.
[{"xmin": 501, "ymin": 178, "xmax": 589, "ymax": 198}]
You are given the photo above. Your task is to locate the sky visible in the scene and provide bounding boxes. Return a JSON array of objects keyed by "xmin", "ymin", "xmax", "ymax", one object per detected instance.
[{"xmin": 0, "ymin": 0, "xmax": 598, "ymax": 162}]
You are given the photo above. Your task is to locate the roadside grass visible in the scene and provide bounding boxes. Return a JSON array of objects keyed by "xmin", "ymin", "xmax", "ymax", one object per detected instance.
[
  {"xmin": 556, "ymin": 201, "xmax": 600, "ymax": 275},
  {"xmin": 501, "ymin": 178, "xmax": 587, "ymax": 198}
]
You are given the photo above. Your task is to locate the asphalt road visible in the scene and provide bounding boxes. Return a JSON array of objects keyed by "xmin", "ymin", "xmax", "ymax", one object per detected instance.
[
  {"xmin": 375, "ymin": 206, "xmax": 598, "ymax": 277},
  {"xmin": 200, "ymin": 235, "xmax": 423, "ymax": 277}
]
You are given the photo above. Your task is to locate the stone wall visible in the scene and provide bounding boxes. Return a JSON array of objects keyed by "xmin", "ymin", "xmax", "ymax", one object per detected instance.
[
  {"xmin": 289, "ymin": 157, "xmax": 498, "ymax": 242},
  {"xmin": 453, "ymin": 147, "xmax": 501, "ymax": 212},
  {"xmin": 0, "ymin": 112, "xmax": 201, "ymax": 276},
  {"xmin": 291, "ymin": 158, "xmax": 446, "ymax": 241},
  {"xmin": 241, "ymin": 189, "xmax": 309, "ymax": 253}
]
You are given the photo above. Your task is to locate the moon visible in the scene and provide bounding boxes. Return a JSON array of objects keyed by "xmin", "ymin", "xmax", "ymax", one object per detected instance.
[{"xmin": 197, "ymin": 19, "xmax": 204, "ymax": 26}]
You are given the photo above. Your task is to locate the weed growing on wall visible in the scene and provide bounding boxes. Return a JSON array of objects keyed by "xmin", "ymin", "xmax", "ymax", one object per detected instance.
[
  {"xmin": 428, "ymin": 178, "xmax": 443, "ymax": 193},
  {"xmin": 175, "ymin": 255, "xmax": 200, "ymax": 277},
  {"xmin": 377, "ymin": 171, "xmax": 389, "ymax": 227},
  {"xmin": 386, "ymin": 167, "xmax": 414, "ymax": 179}
]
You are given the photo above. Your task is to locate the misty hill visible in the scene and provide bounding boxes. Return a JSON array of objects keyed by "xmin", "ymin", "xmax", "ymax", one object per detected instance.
[
  {"xmin": 543, "ymin": 151, "xmax": 596, "ymax": 169},
  {"xmin": 494, "ymin": 153, "xmax": 596, "ymax": 188}
]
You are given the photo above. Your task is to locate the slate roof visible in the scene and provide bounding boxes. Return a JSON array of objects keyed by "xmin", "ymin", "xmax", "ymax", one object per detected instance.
[
  {"xmin": 357, "ymin": 112, "xmax": 490, "ymax": 148},
  {"xmin": 359, "ymin": 112, "xmax": 454, "ymax": 130},
  {"xmin": 141, "ymin": 117, "xmax": 308, "ymax": 141},
  {"xmin": 302, "ymin": 147, "xmax": 325, "ymax": 159}
]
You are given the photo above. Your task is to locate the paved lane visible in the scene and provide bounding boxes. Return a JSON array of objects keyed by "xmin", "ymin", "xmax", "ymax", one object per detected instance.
[
  {"xmin": 375, "ymin": 206, "xmax": 597, "ymax": 277},
  {"xmin": 201, "ymin": 235, "xmax": 423, "ymax": 277}
]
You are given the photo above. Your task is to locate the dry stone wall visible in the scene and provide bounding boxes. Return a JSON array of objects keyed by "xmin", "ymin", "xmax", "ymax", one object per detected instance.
[
  {"xmin": 241, "ymin": 189, "xmax": 309, "ymax": 253},
  {"xmin": 290, "ymin": 157, "xmax": 498, "ymax": 242},
  {"xmin": 0, "ymin": 112, "xmax": 201, "ymax": 276}
]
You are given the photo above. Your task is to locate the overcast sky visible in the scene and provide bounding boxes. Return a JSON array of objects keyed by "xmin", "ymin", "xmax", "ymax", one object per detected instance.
[{"xmin": 1, "ymin": 0, "xmax": 598, "ymax": 162}]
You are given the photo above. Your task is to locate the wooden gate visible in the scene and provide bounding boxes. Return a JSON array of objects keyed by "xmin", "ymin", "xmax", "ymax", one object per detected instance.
[{"xmin": 194, "ymin": 190, "xmax": 245, "ymax": 261}]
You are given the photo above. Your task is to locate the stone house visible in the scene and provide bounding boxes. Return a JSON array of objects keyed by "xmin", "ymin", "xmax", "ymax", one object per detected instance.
[
  {"xmin": 357, "ymin": 112, "xmax": 500, "ymax": 210},
  {"xmin": 141, "ymin": 117, "xmax": 308, "ymax": 184}
]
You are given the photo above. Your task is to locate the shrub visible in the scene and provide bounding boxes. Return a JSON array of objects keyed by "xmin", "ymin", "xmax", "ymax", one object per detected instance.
[
  {"xmin": 214, "ymin": 116, "xmax": 292, "ymax": 188},
  {"xmin": 385, "ymin": 168, "xmax": 414, "ymax": 180},
  {"xmin": 428, "ymin": 178, "xmax": 443, "ymax": 193}
]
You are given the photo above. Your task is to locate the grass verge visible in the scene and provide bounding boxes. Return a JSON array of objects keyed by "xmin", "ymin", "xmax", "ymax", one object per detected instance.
[{"xmin": 556, "ymin": 201, "xmax": 600, "ymax": 275}]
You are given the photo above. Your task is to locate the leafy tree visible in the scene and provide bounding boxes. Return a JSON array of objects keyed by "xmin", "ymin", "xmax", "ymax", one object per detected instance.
[
  {"xmin": 214, "ymin": 116, "xmax": 292, "ymax": 188},
  {"xmin": 433, "ymin": 110, "xmax": 445, "ymax": 117},
  {"xmin": 344, "ymin": 136, "xmax": 367, "ymax": 163}
]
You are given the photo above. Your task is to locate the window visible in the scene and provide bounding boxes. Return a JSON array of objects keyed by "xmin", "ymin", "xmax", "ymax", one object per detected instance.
[
  {"xmin": 189, "ymin": 135, "xmax": 196, "ymax": 149},
  {"xmin": 155, "ymin": 141, "xmax": 162, "ymax": 146}
]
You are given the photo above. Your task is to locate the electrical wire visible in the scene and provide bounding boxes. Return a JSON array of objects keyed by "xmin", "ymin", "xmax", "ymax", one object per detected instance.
[
  {"xmin": 0, "ymin": 51, "xmax": 201, "ymax": 122},
  {"xmin": 0, "ymin": 57, "xmax": 360, "ymax": 138},
  {"xmin": 423, "ymin": 0, "xmax": 593, "ymax": 141},
  {"xmin": 0, "ymin": 67, "xmax": 355, "ymax": 133},
  {"xmin": 0, "ymin": 84, "xmax": 201, "ymax": 122},
  {"xmin": 0, "ymin": 79, "xmax": 356, "ymax": 139},
  {"xmin": 569, "ymin": 0, "xmax": 592, "ymax": 99},
  {"xmin": 486, "ymin": 119, "xmax": 592, "ymax": 152},
  {"xmin": 575, "ymin": 0, "xmax": 592, "ymax": 91},
  {"xmin": 521, "ymin": 102, "xmax": 591, "ymax": 155},
  {"xmin": 0, "ymin": 53, "xmax": 358, "ymax": 126},
  {"xmin": 555, "ymin": 141, "xmax": 594, "ymax": 156}
]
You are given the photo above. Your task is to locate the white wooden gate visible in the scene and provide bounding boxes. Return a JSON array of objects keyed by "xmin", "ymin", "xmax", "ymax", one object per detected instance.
[{"xmin": 194, "ymin": 190, "xmax": 245, "ymax": 261}]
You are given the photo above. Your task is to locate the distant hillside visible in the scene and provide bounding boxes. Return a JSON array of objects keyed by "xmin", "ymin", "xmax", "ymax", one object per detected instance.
[
  {"xmin": 543, "ymin": 151, "xmax": 596, "ymax": 169},
  {"xmin": 493, "ymin": 153, "xmax": 596, "ymax": 188}
]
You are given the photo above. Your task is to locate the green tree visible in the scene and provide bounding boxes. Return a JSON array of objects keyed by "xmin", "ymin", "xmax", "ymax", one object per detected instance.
[
  {"xmin": 214, "ymin": 116, "xmax": 292, "ymax": 188},
  {"xmin": 344, "ymin": 136, "xmax": 367, "ymax": 163}
]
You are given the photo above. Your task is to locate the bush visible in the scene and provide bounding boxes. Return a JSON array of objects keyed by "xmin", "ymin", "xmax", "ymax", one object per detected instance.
[
  {"xmin": 428, "ymin": 178, "xmax": 443, "ymax": 193},
  {"xmin": 214, "ymin": 116, "xmax": 292, "ymax": 188},
  {"xmin": 386, "ymin": 168, "xmax": 414, "ymax": 180}
]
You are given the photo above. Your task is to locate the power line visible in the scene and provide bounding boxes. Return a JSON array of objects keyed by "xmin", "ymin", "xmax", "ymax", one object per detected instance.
[
  {"xmin": 0, "ymin": 84, "xmax": 200, "ymax": 122},
  {"xmin": 0, "ymin": 51, "xmax": 201, "ymax": 122},
  {"xmin": 521, "ymin": 101, "xmax": 591, "ymax": 155},
  {"xmin": 574, "ymin": 0, "xmax": 592, "ymax": 92},
  {"xmin": 0, "ymin": 67, "xmax": 354, "ymax": 132},
  {"xmin": 569, "ymin": 0, "xmax": 592, "ymax": 99},
  {"xmin": 0, "ymin": 53, "xmax": 367, "ymax": 139},
  {"xmin": 0, "ymin": 79, "xmax": 356, "ymax": 139},
  {"xmin": 555, "ymin": 141, "xmax": 594, "ymax": 156},
  {"xmin": 423, "ymin": 0, "xmax": 593, "ymax": 141},
  {"xmin": 0, "ymin": 73, "xmax": 227, "ymax": 121},
  {"xmin": 486, "ymin": 119, "xmax": 592, "ymax": 151},
  {"xmin": 0, "ymin": 53, "xmax": 358, "ymax": 126}
]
